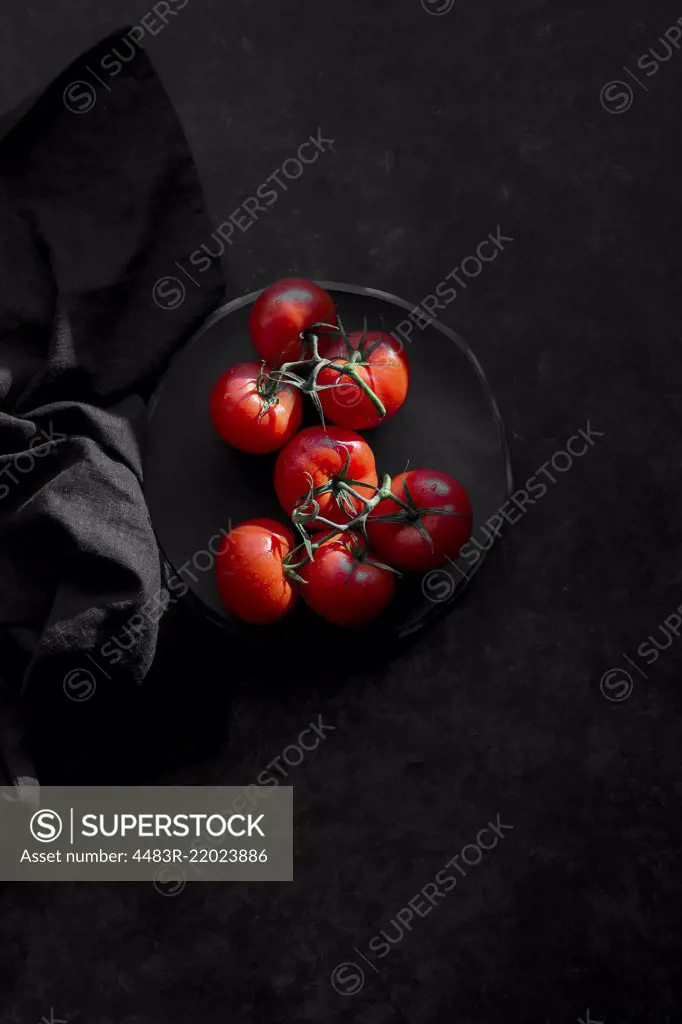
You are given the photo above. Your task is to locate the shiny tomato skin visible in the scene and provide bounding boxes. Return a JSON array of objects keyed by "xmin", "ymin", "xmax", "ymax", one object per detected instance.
[
  {"xmin": 316, "ymin": 329, "xmax": 410, "ymax": 430},
  {"xmin": 274, "ymin": 426, "xmax": 378, "ymax": 528},
  {"xmin": 249, "ymin": 278, "xmax": 336, "ymax": 366},
  {"xmin": 300, "ymin": 534, "xmax": 395, "ymax": 626},
  {"xmin": 366, "ymin": 470, "xmax": 473, "ymax": 571},
  {"xmin": 209, "ymin": 362, "xmax": 302, "ymax": 454},
  {"xmin": 215, "ymin": 518, "xmax": 296, "ymax": 625}
]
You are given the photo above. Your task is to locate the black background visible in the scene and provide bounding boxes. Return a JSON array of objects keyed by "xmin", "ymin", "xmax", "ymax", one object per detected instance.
[{"xmin": 2, "ymin": 1, "xmax": 682, "ymax": 1022}]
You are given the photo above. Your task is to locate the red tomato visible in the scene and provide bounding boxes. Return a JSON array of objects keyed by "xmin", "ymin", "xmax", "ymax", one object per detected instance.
[
  {"xmin": 249, "ymin": 277, "xmax": 336, "ymax": 366},
  {"xmin": 209, "ymin": 362, "xmax": 302, "ymax": 454},
  {"xmin": 316, "ymin": 328, "xmax": 410, "ymax": 430},
  {"xmin": 366, "ymin": 470, "xmax": 473, "ymax": 571},
  {"xmin": 274, "ymin": 426, "xmax": 378, "ymax": 529},
  {"xmin": 215, "ymin": 518, "xmax": 297, "ymax": 625},
  {"xmin": 300, "ymin": 533, "xmax": 396, "ymax": 626}
]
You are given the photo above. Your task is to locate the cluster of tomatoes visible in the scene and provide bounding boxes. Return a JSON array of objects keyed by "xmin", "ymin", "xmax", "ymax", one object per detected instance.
[{"xmin": 210, "ymin": 278, "xmax": 473, "ymax": 628}]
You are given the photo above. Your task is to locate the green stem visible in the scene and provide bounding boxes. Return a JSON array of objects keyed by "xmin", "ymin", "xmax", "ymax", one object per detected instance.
[
  {"xmin": 327, "ymin": 362, "xmax": 386, "ymax": 418},
  {"xmin": 285, "ymin": 474, "xmax": 393, "ymax": 576},
  {"xmin": 383, "ymin": 492, "xmax": 412, "ymax": 513},
  {"xmin": 335, "ymin": 480, "xmax": 374, "ymax": 505},
  {"xmin": 262, "ymin": 335, "xmax": 387, "ymax": 421}
]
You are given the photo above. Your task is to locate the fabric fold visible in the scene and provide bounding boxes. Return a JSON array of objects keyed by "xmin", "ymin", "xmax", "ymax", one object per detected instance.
[{"xmin": 0, "ymin": 26, "xmax": 227, "ymax": 788}]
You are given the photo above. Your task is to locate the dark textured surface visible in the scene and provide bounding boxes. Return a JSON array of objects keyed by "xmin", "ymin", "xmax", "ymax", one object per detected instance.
[{"xmin": 2, "ymin": 1, "xmax": 682, "ymax": 1022}]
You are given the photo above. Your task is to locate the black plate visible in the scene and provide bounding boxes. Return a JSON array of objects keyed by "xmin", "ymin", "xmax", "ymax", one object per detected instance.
[{"xmin": 145, "ymin": 283, "xmax": 512, "ymax": 643}]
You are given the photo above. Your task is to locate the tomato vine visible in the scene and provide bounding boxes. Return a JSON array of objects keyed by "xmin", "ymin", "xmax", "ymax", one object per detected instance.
[{"xmin": 262, "ymin": 319, "xmax": 388, "ymax": 425}]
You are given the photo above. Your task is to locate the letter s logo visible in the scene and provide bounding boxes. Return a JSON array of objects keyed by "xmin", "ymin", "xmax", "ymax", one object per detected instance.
[{"xmin": 30, "ymin": 809, "xmax": 63, "ymax": 843}]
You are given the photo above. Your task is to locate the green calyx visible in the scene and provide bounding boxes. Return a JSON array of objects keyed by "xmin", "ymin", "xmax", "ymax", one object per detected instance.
[
  {"xmin": 283, "ymin": 466, "xmax": 469, "ymax": 581},
  {"xmin": 255, "ymin": 369, "xmax": 280, "ymax": 422},
  {"xmin": 284, "ymin": 470, "xmax": 395, "ymax": 579},
  {"xmin": 263, "ymin": 315, "xmax": 387, "ymax": 426}
]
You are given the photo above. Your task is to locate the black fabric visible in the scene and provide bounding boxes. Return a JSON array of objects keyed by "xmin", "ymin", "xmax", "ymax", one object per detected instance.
[{"xmin": 0, "ymin": 28, "xmax": 226, "ymax": 786}]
